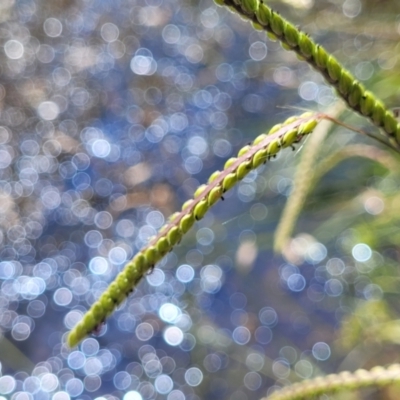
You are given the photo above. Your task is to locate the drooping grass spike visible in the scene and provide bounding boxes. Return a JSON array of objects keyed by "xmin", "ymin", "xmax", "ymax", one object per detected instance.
[
  {"xmin": 67, "ymin": 112, "xmax": 322, "ymax": 348},
  {"xmin": 267, "ymin": 364, "xmax": 400, "ymax": 400},
  {"xmin": 216, "ymin": 0, "xmax": 400, "ymax": 148}
]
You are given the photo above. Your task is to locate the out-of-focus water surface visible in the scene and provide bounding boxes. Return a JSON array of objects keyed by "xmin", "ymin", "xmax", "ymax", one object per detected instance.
[{"xmin": 1, "ymin": 1, "xmax": 400, "ymax": 399}]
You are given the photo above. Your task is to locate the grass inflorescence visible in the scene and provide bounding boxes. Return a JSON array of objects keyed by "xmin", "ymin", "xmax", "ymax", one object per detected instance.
[
  {"xmin": 215, "ymin": 0, "xmax": 400, "ymax": 148},
  {"xmin": 266, "ymin": 364, "xmax": 400, "ymax": 400},
  {"xmin": 67, "ymin": 112, "xmax": 322, "ymax": 348}
]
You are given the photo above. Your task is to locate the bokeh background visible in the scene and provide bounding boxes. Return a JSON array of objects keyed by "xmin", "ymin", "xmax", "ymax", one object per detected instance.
[{"xmin": 1, "ymin": 0, "xmax": 400, "ymax": 399}]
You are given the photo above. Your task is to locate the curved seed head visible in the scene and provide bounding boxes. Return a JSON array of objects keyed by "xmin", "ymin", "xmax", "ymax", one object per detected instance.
[
  {"xmin": 222, "ymin": 172, "xmax": 238, "ymax": 192},
  {"xmin": 179, "ymin": 213, "xmax": 195, "ymax": 233},
  {"xmin": 194, "ymin": 199, "xmax": 209, "ymax": 220}
]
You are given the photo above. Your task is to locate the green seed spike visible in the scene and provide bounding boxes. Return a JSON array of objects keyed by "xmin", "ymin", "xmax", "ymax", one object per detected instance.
[
  {"xmin": 222, "ymin": 172, "xmax": 238, "ymax": 192},
  {"xmin": 68, "ymin": 113, "xmax": 323, "ymax": 347},
  {"xmin": 194, "ymin": 199, "xmax": 209, "ymax": 220},
  {"xmin": 216, "ymin": 0, "xmax": 400, "ymax": 145},
  {"xmin": 179, "ymin": 213, "xmax": 195, "ymax": 233}
]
